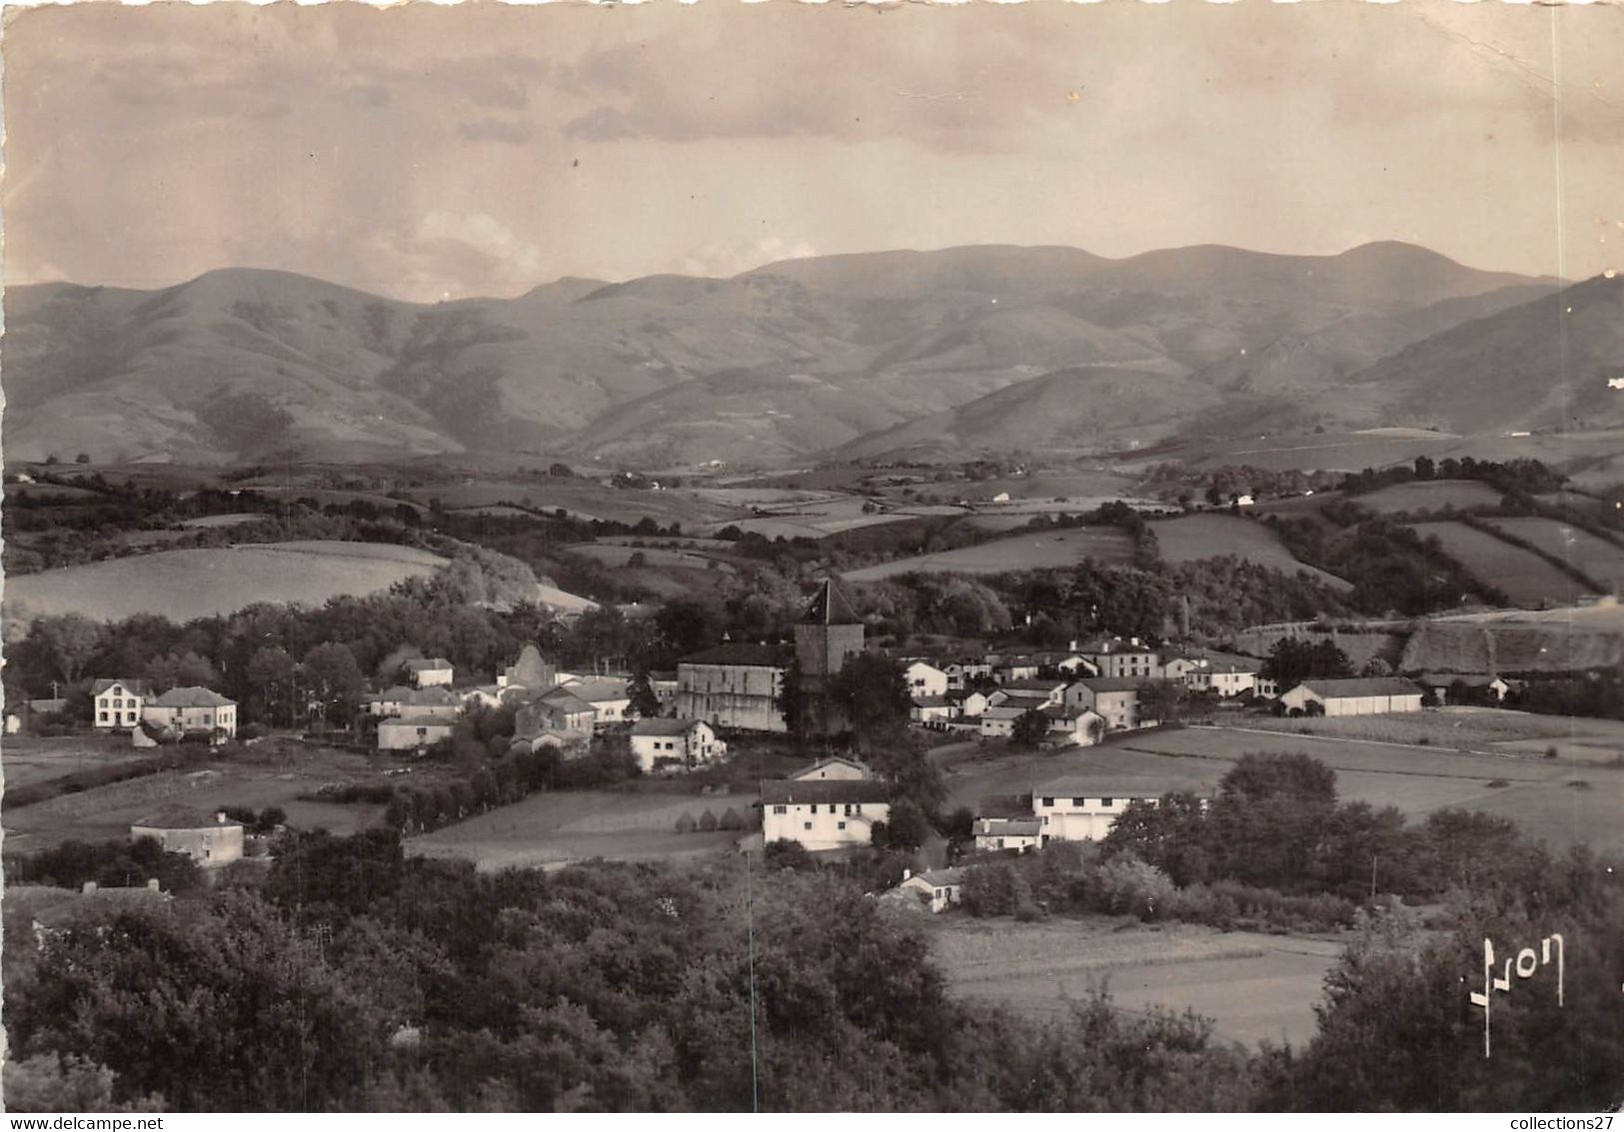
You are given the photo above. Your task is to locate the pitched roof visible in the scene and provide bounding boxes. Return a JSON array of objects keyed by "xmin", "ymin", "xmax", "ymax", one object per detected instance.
[
  {"xmin": 1075, "ymin": 638, "xmax": 1156, "ymax": 655},
  {"xmin": 630, "ymin": 717, "xmax": 703, "ymax": 736},
  {"xmin": 1295, "ymin": 677, "xmax": 1423, "ymax": 698},
  {"xmin": 680, "ymin": 643, "xmax": 789, "ymax": 668},
  {"xmin": 1070, "ymin": 676, "xmax": 1146, "ymax": 693},
  {"xmin": 1004, "ymin": 678, "xmax": 1067, "ymax": 692},
  {"xmin": 759, "ymin": 779, "xmax": 890, "ymax": 806},
  {"xmin": 981, "ymin": 707, "xmax": 1027, "ymax": 720},
  {"xmin": 912, "ymin": 695, "xmax": 955, "ymax": 708},
  {"xmin": 147, "ymin": 686, "xmax": 235, "ymax": 709},
  {"xmin": 975, "ymin": 818, "xmax": 1043, "ymax": 836},
  {"xmin": 406, "ymin": 657, "xmax": 453, "ymax": 671},
  {"xmin": 1033, "ymin": 777, "xmax": 1204, "ymax": 799},
  {"xmin": 1416, "ymin": 672, "xmax": 1509, "ymax": 687},
  {"xmin": 802, "ymin": 579, "xmax": 860, "ymax": 626},
  {"xmin": 132, "ymin": 805, "xmax": 242, "ymax": 831},
  {"xmin": 537, "ymin": 686, "xmax": 595, "ymax": 712},
  {"xmin": 91, "ymin": 679, "xmax": 150, "ymax": 697},
  {"xmin": 913, "ymin": 868, "xmax": 965, "ymax": 888},
  {"xmin": 565, "ymin": 677, "xmax": 630, "ymax": 703},
  {"xmin": 367, "ymin": 685, "xmax": 460, "ymax": 707},
  {"xmin": 790, "ymin": 755, "xmax": 872, "ymax": 779}
]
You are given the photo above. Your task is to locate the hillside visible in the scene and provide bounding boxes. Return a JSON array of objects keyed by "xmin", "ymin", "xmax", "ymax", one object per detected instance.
[
  {"xmin": 1337, "ymin": 274, "xmax": 1624, "ymax": 433},
  {"xmin": 3, "ymin": 243, "xmax": 1561, "ymax": 468}
]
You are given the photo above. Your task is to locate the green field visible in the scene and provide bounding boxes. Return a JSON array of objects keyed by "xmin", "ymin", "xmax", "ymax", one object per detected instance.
[
  {"xmin": 1485, "ymin": 517, "xmax": 1624, "ymax": 592},
  {"xmin": 1409, "ymin": 521, "xmax": 1594, "ymax": 606},
  {"xmin": 565, "ymin": 543, "xmax": 736, "ymax": 574},
  {"xmin": 405, "ymin": 788, "xmax": 753, "ymax": 871},
  {"xmin": 1356, "ymin": 479, "xmax": 1505, "ymax": 514},
  {"xmin": 924, "ymin": 916, "xmax": 1341, "ymax": 1047},
  {"xmin": 3, "ymin": 540, "xmax": 447, "ymax": 622},
  {"xmin": 1150, "ymin": 513, "xmax": 1350, "ymax": 588},
  {"xmin": 1235, "ymin": 707, "xmax": 1624, "ymax": 761},
  {"xmin": 938, "ymin": 721, "xmax": 1624, "ymax": 856},
  {"xmin": 842, "ymin": 526, "xmax": 1135, "ymax": 581},
  {"xmin": 1, "ymin": 738, "xmax": 408, "ymax": 852}
]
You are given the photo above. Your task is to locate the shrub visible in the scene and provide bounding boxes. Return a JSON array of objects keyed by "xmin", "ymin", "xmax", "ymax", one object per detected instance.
[
  {"xmin": 1486, "ymin": 778, "xmax": 1509, "ymax": 789},
  {"xmin": 718, "ymin": 807, "xmax": 743, "ymax": 831},
  {"xmin": 698, "ymin": 809, "xmax": 719, "ymax": 832},
  {"xmin": 1545, "ymin": 746, "xmax": 1559, "ymax": 759},
  {"xmin": 673, "ymin": 812, "xmax": 695, "ymax": 834}
]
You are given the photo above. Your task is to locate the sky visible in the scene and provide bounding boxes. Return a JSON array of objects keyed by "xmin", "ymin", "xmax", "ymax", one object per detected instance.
[{"xmin": 5, "ymin": 1, "xmax": 1622, "ymax": 303}]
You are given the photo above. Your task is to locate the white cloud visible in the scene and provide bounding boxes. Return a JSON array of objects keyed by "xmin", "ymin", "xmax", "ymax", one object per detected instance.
[{"xmin": 668, "ymin": 236, "xmax": 820, "ymax": 279}]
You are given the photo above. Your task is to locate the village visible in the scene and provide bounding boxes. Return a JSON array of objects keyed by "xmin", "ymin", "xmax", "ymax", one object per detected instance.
[{"xmin": 4, "ymin": 569, "xmax": 1577, "ymax": 929}]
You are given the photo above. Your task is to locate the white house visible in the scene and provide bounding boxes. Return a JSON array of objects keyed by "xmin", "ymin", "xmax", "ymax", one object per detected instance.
[
  {"xmin": 979, "ymin": 706, "xmax": 1025, "ymax": 739},
  {"xmin": 130, "ymin": 806, "xmax": 244, "ymax": 866},
  {"xmin": 904, "ymin": 660, "xmax": 950, "ymax": 700},
  {"xmin": 789, "ymin": 755, "xmax": 872, "ymax": 781},
  {"xmin": 900, "ymin": 868, "xmax": 964, "ymax": 913},
  {"xmin": 1032, "ymin": 779, "xmax": 1174, "ymax": 843},
  {"xmin": 377, "ymin": 718, "xmax": 457, "ymax": 751},
  {"xmin": 405, "ymin": 658, "xmax": 454, "ymax": 688},
  {"xmin": 1075, "ymin": 638, "xmax": 1160, "ymax": 681},
  {"xmin": 761, "ymin": 779, "xmax": 889, "ymax": 850},
  {"xmin": 911, "ymin": 696, "xmax": 960, "ymax": 726},
  {"xmin": 628, "ymin": 717, "xmax": 725, "ymax": 773},
  {"xmin": 364, "ymin": 685, "xmax": 463, "ymax": 720},
  {"xmin": 993, "ymin": 679, "xmax": 1068, "ymax": 707},
  {"xmin": 140, "ymin": 687, "xmax": 237, "ymax": 739},
  {"xmin": 92, "ymin": 679, "xmax": 149, "ymax": 730},
  {"xmin": 1041, "ymin": 706, "xmax": 1107, "ymax": 747},
  {"xmin": 561, "ymin": 676, "xmax": 634, "ymax": 729},
  {"xmin": 1063, "ymin": 677, "xmax": 1143, "ymax": 731},
  {"xmin": 992, "ymin": 656, "xmax": 1041, "ymax": 684},
  {"xmin": 974, "ymin": 817, "xmax": 1043, "ymax": 853},
  {"xmin": 1280, "ymin": 677, "xmax": 1424, "ymax": 717},
  {"xmin": 944, "ymin": 661, "xmax": 993, "ymax": 692}
]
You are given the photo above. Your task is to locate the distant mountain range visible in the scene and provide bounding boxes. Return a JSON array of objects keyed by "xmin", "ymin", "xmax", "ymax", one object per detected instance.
[{"xmin": 7, "ymin": 241, "xmax": 1615, "ymax": 469}]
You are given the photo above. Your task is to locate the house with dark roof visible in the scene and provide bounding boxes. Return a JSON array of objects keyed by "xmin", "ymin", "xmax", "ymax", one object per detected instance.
[
  {"xmin": 92, "ymin": 679, "xmax": 150, "ymax": 730},
  {"xmin": 1280, "ymin": 677, "xmax": 1423, "ymax": 717},
  {"xmin": 628, "ymin": 717, "xmax": 725, "ymax": 773},
  {"xmin": 794, "ymin": 579, "xmax": 865, "ymax": 737},
  {"xmin": 559, "ymin": 676, "xmax": 634, "ymax": 729},
  {"xmin": 761, "ymin": 777, "xmax": 889, "ymax": 850},
  {"xmin": 676, "ymin": 642, "xmax": 790, "ymax": 733},
  {"xmin": 130, "ymin": 807, "xmax": 244, "ymax": 866},
  {"xmin": 141, "ymin": 686, "xmax": 237, "ymax": 739}
]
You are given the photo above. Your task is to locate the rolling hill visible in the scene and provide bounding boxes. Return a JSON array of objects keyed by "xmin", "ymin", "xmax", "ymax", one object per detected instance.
[{"xmin": 3, "ymin": 242, "xmax": 1571, "ymax": 468}]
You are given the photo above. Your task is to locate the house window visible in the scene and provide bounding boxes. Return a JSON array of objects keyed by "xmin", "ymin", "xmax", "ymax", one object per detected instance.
[
  {"xmin": 1101, "ymin": 797, "xmax": 1114, "ymax": 807},
  {"xmin": 98, "ymin": 711, "xmax": 109, "ymax": 722},
  {"xmin": 803, "ymin": 821, "xmax": 813, "ymax": 831},
  {"xmin": 773, "ymin": 805, "xmax": 787, "ymax": 814},
  {"xmin": 837, "ymin": 822, "xmax": 846, "ymax": 830},
  {"xmin": 829, "ymin": 804, "xmax": 839, "ymax": 814},
  {"xmin": 1041, "ymin": 797, "xmax": 1053, "ymax": 807},
  {"xmin": 1073, "ymin": 798, "xmax": 1086, "ymax": 807}
]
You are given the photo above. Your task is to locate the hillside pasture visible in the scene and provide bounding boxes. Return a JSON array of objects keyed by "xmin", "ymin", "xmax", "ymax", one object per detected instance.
[
  {"xmin": 1355, "ymin": 479, "xmax": 1505, "ymax": 515},
  {"xmin": 938, "ymin": 723, "xmax": 1624, "ymax": 855},
  {"xmin": 1150, "ymin": 513, "xmax": 1350, "ymax": 588},
  {"xmin": 1409, "ymin": 521, "xmax": 1595, "ymax": 606},
  {"xmin": 1484, "ymin": 517, "xmax": 1624, "ymax": 593},
  {"xmin": 842, "ymin": 526, "xmax": 1136, "ymax": 581},
  {"xmin": 564, "ymin": 543, "xmax": 735, "ymax": 574},
  {"xmin": 3, "ymin": 541, "xmax": 447, "ymax": 622},
  {"xmin": 1, "ymin": 740, "xmax": 406, "ymax": 852},
  {"xmin": 405, "ymin": 788, "xmax": 751, "ymax": 871},
  {"xmin": 179, "ymin": 512, "xmax": 263, "ymax": 528},
  {"xmin": 925, "ymin": 917, "xmax": 1341, "ymax": 1047}
]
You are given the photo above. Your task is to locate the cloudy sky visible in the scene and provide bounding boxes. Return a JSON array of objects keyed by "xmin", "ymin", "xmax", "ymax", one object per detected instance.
[{"xmin": 6, "ymin": 1, "xmax": 1621, "ymax": 302}]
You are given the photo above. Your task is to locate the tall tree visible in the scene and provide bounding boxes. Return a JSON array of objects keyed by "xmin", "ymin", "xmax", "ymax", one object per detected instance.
[{"xmin": 34, "ymin": 615, "xmax": 103, "ymax": 684}]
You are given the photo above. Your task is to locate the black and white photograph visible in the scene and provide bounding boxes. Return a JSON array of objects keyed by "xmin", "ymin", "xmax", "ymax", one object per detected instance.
[{"xmin": 1, "ymin": 0, "xmax": 1622, "ymax": 1115}]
